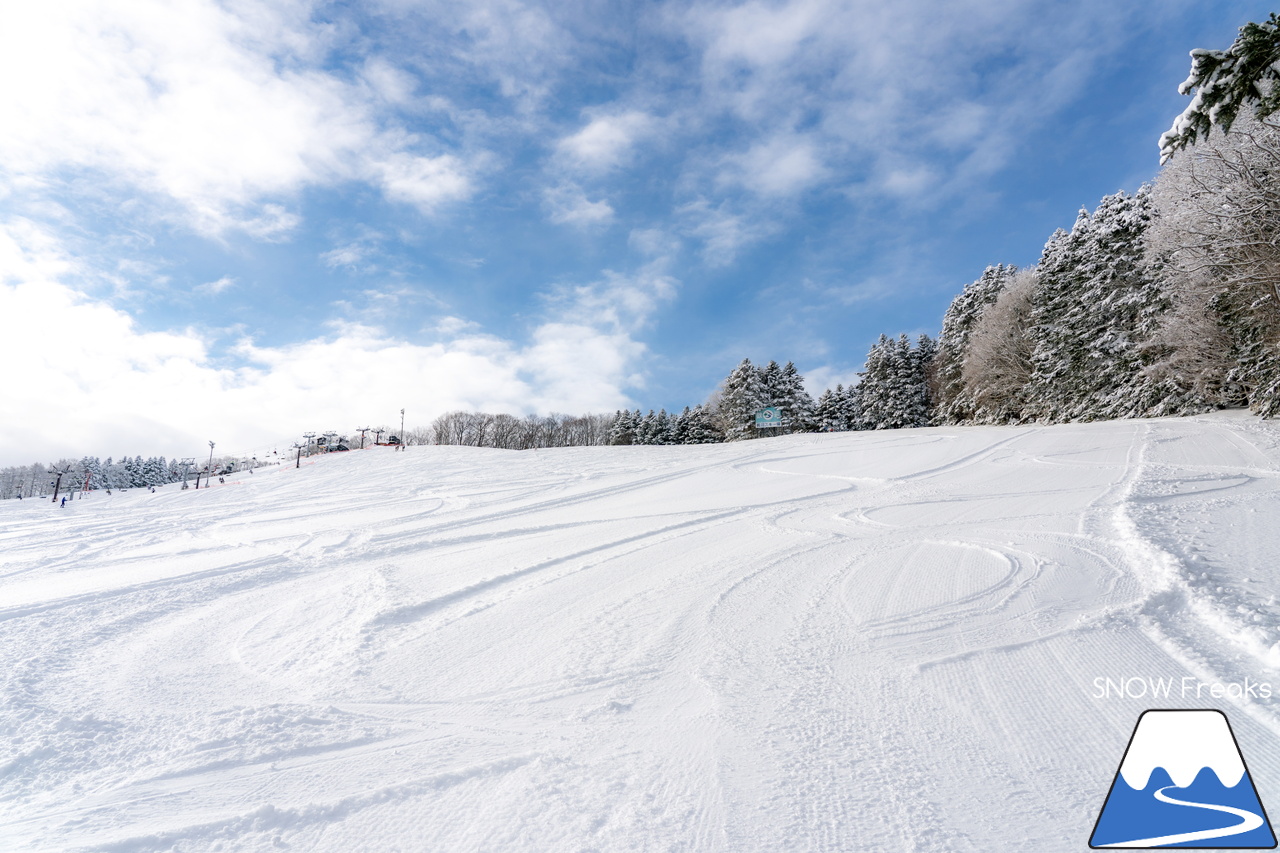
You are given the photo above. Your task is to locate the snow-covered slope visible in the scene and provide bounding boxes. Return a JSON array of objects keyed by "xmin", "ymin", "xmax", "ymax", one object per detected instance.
[{"xmin": 3, "ymin": 413, "xmax": 1280, "ymax": 851}]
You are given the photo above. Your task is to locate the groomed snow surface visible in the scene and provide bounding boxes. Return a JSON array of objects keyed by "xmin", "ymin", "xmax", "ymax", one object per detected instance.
[{"xmin": 3, "ymin": 412, "xmax": 1280, "ymax": 852}]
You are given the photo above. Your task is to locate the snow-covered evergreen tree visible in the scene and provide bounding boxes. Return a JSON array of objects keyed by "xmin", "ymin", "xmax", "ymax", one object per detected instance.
[
  {"xmin": 1161, "ymin": 14, "xmax": 1280, "ymax": 162},
  {"xmin": 671, "ymin": 407, "xmax": 692, "ymax": 445},
  {"xmin": 933, "ymin": 264, "xmax": 1017, "ymax": 423},
  {"xmin": 907, "ymin": 335, "xmax": 937, "ymax": 425},
  {"xmin": 814, "ymin": 383, "xmax": 859, "ymax": 432},
  {"xmin": 814, "ymin": 388, "xmax": 838, "ymax": 431},
  {"xmin": 655, "ymin": 409, "xmax": 673, "ymax": 445},
  {"xmin": 856, "ymin": 334, "xmax": 934, "ymax": 429},
  {"xmin": 143, "ymin": 456, "xmax": 166, "ymax": 487},
  {"xmin": 1025, "ymin": 187, "xmax": 1178, "ymax": 421},
  {"xmin": 682, "ymin": 405, "xmax": 722, "ymax": 444},
  {"xmin": 855, "ymin": 336, "xmax": 895, "ymax": 429},
  {"xmin": 838, "ymin": 383, "xmax": 862, "ymax": 430},
  {"xmin": 759, "ymin": 361, "xmax": 782, "ymax": 408},
  {"xmin": 775, "ymin": 361, "xmax": 815, "ymax": 431},
  {"xmin": 635, "ymin": 410, "xmax": 658, "ymax": 445},
  {"xmin": 716, "ymin": 358, "xmax": 767, "ymax": 441},
  {"xmin": 609, "ymin": 410, "xmax": 637, "ymax": 445},
  {"xmin": 80, "ymin": 456, "xmax": 103, "ymax": 491}
]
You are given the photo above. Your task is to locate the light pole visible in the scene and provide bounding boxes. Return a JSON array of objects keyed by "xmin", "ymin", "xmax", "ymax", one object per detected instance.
[{"xmin": 399, "ymin": 408, "xmax": 405, "ymax": 451}]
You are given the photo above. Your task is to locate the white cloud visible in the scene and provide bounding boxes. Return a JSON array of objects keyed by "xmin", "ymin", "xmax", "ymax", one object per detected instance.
[
  {"xmin": 360, "ymin": 58, "xmax": 419, "ymax": 106},
  {"xmin": 418, "ymin": 0, "xmax": 569, "ymax": 108},
  {"xmin": 556, "ymin": 110, "xmax": 654, "ymax": 172},
  {"xmin": 520, "ymin": 323, "xmax": 646, "ymax": 413},
  {"xmin": 195, "ymin": 276, "xmax": 236, "ymax": 296},
  {"xmin": 0, "ymin": 220, "xmax": 649, "ymax": 465},
  {"xmin": 375, "ymin": 153, "xmax": 472, "ymax": 213},
  {"xmin": 678, "ymin": 200, "xmax": 775, "ymax": 267},
  {"xmin": 0, "ymin": 0, "xmax": 475, "ymax": 236},
  {"xmin": 628, "ymin": 228, "xmax": 681, "ymax": 259},
  {"xmin": 333, "ymin": 286, "xmax": 445, "ymax": 324},
  {"xmin": 878, "ymin": 165, "xmax": 940, "ymax": 199},
  {"xmin": 696, "ymin": 0, "xmax": 828, "ymax": 74},
  {"xmin": 722, "ymin": 135, "xmax": 828, "ymax": 197},
  {"xmin": 431, "ymin": 315, "xmax": 481, "ymax": 336},
  {"xmin": 544, "ymin": 184, "xmax": 615, "ymax": 227},
  {"xmin": 322, "ymin": 245, "xmax": 367, "ymax": 269},
  {"xmin": 803, "ymin": 364, "xmax": 862, "ymax": 396},
  {"xmin": 547, "ymin": 264, "xmax": 678, "ymax": 333},
  {"xmin": 671, "ymin": 0, "xmax": 1152, "ymax": 213}
]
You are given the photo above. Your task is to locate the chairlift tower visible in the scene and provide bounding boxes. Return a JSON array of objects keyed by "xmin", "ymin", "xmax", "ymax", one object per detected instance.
[
  {"xmin": 48, "ymin": 465, "xmax": 71, "ymax": 503},
  {"xmin": 199, "ymin": 441, "xmax": 214, "ymax": 489}
]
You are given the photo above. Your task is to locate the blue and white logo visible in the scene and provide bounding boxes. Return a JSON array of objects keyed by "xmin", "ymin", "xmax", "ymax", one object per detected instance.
[
  {"xmin": 1090, "ymin": 709, "xmax": 1276, "ymax": 848},
  {"xmin": 755, "ymin": 407, "xmax": 783, "ymax": 428}
]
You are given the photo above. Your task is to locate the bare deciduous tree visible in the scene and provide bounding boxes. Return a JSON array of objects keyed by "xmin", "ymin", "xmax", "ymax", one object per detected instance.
[
  {"xmin": 961, "ymin": 269, "xmax": 1038, "ymax": 423},
  {"xmin": 1147, "ymin": 113, "xmax": 1280, "ymax": 413}
]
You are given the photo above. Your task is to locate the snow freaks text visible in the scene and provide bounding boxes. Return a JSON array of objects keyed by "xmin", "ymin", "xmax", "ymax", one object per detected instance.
[{"xmin": 1092, "ymin": 677, "xmax": 1274, "ymax": 701}]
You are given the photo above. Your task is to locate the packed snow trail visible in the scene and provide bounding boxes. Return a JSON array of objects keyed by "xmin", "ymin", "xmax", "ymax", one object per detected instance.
[{"xmin": 2, "ymin": 413, "xmax": 1279, "ymax": 851}]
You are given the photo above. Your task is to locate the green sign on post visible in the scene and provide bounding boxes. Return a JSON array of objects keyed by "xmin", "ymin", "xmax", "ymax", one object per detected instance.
[{"xmin": 755, "ymin": 407, "xmax": 783, "ymax": 428}]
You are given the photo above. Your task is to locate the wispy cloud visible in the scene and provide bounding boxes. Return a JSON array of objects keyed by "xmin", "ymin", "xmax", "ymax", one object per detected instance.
[
  {"xmin": 667, "ymin": 0, "xmax": 1153, "ymax": 216},
  {"xmin": 0, "ymin": 1, "xmax": 479, "ymax": 236},
  {"xmin": 322, "ymin": 245, "xmax": 368, "ymax": 270},
  {"xmin": 678, "ymin": 199, "xmax": 775, "ymax": 267},
  {"xmin": 0, "ymin": 218, "xmax": 650, "ymax": 464},
  {"xmin": 556, "ymin": 110, "xmax": 655, "ymax": 173},
  {"xmin": 719, "ymin": 134, "xmax": 829, "ymax": 197},
  {"xmin": 374, "ymin": 153, "xmax": 473, "ymax": 214},
  {"xmin": 544, "ymin": 184, "xmax": 615, "ymax": 227},
  {"xmin": 545, "ymin": 264, "xmax": 679, "ymax": 334},
  {"xmin": 0, "ymin": 0, "xmax": 1218, "ymax": 455},
  {"xmin": 195, "ymin": 276, "xmax": 236, "ymax": 296}
]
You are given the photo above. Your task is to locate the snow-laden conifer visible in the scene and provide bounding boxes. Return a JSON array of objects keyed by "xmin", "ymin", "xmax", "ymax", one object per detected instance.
[
  {"xmin": 1025, "ymin": 188, "xmax": 1182, "ymax": 421},
  {"xmin": 716, "ymin": 358, "xmax": 767, "ymax": 440},
  {"xmin": 776, "ymin": 362, "xmax": 815, "ymax": 431},
  {"xmin": 1161, "ymin": 14, "xmax": 1280, "ymax": 162},
  {"xmin": 856, "ymin": 335, "xmax": 934, "ymax": 429}
]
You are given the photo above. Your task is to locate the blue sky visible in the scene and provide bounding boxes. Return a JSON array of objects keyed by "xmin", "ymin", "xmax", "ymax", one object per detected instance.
[{"xmin": 0, "ymin": 0, "xmax": 1274, "ymax": 465}]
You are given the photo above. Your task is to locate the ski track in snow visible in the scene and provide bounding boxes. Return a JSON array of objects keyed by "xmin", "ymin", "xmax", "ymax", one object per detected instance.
[{"xmin": 2, "ymin": 414, "xmax": 1279, "ymax": 851}]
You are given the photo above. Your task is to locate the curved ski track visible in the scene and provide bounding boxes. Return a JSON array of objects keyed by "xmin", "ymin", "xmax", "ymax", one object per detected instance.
[{"xmin": 2, "ymin": 415, "xmax": 1279, "ymax": 851}]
